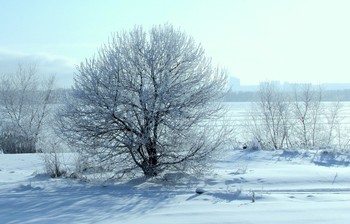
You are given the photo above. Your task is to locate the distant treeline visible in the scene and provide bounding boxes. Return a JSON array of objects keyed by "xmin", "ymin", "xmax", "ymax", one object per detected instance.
[
  {"xmin": 51, "ymin": 88, "xmax": 70, "ymax": 103},
  {"xmin": 23, "ymin": 88, "xmax": 350, "ymax": 104},
  {"xmin": 224, "ymin": 89, "xmax": 350, "ymax": 102}
]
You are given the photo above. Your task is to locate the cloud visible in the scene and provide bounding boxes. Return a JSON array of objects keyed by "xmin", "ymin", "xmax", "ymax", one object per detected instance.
[{"xmin": 0, "ymin": 49, "xmax": 76, "ymax": 88}]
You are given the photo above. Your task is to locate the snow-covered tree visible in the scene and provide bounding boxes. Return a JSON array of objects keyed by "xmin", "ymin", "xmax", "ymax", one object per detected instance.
[{"xmin": 57, "ymin": 24, "xmax": 227, "ymax": 177}]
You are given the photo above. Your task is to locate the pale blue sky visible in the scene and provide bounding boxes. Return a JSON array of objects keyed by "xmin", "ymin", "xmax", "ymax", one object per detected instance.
[{"xmin": 1, "ymin": 0, "xmax": 350, "ymax": 87}]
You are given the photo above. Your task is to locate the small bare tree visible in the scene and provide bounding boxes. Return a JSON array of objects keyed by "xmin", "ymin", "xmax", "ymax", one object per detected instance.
[
  {"xmin": 325, "ymin": 101, "xmax": 343, "ymax": 148},
  {"xmin": 249, "ymin": 83, "xmax": 347, "ymax": 151},
  {"xmin": 57, "ymin": 24, "xmax": 227, "ymax": 178},
  {"xmin": 249, "ymin": 82, "xmax": 290, "ymax": 150},
  {"xmin": 292, "ymin": 84, "xmax": 323, "ymax": 147},
  {"xmin": 0, "ymin": 65, "xmax": 54, "ymax": 153}
]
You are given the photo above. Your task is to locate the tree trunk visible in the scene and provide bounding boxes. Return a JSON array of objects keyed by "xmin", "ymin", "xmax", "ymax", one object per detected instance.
[{"xmin": 141, "ymin": 145, "xmax": 158, "ymax": 177}]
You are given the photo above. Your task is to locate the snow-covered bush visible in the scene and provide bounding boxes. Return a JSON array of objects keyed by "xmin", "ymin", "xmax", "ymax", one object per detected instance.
[
  {"xmin": 0, "ymin": 127, "xmax": 36, "ymax": 153},
  {"xmin": 38, "ymin": 133, "xmax": 68, "ymax": 178},
  {"xmin": 43, "ymin": 150, "xmax": 66, "ymax": 178}
]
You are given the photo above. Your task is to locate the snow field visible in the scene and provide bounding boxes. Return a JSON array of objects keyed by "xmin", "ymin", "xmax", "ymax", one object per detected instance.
[{"xmin": 1, "ymin": 149, "xmax": 350, "ymax": 224}]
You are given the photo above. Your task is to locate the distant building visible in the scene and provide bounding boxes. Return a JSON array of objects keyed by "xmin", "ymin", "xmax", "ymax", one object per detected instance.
[
  {"xmin": 229, "ymin": 76, "xmax": 259, "ymax": 92},
  {"xmin": 229, "ymin": 76, "xmax": 240, "ymax": 90}
]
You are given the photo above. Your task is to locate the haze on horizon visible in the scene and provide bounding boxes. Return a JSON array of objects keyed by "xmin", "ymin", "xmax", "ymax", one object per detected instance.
[{"xmin": 1, "ymin": 0, "xmax": 350, "ymax": 87}]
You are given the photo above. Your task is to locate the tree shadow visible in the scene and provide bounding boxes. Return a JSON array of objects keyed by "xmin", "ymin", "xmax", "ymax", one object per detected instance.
[
  {"xmin": 274, "ymin": 149, "xmax": 310, "ymax": 161},
  {"xmin": 312, "ymin": 151, "xmax": 350, "ymax": 167},
  {"xmin": 274, "ymin": 149, "xmax": 350, "ymax": 167},
  {"xmin": 0, "ymin": 177, "xmax": 178, "ymax": 224}
]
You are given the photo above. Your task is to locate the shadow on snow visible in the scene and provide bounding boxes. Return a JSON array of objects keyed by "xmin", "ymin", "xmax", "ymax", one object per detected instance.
[{"xmin": 0, "ymin": 176, "xmax": 179, "ymax": 224}]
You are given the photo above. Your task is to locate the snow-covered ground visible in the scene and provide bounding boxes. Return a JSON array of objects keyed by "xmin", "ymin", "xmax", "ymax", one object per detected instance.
[{"xmin": 1, "ymin": 149, "xmax": 350, "ymax": 224}]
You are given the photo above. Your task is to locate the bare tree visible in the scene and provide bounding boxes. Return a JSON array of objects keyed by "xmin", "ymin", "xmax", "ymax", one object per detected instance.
[
  {"xmin": 249, "ymin": 83, "xmax": 347, "ymax": 151},
  {"xmin": 325, "ymin": 101, "xmax": 342, "ymax": 148},
  {"xmin": 249, "ymin": 82, "xmax": 290, "ymax": 150},
  {"xmin": 57, "ymin": 24, "xmax": 227, "ymax": 178},
  {"xmin": 0, "ymin": 65, "xmax": 54, "ymax": 153},
  {"xmin": 292, "ymin": 84, "xmax": 323, "ymax": 147}
]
